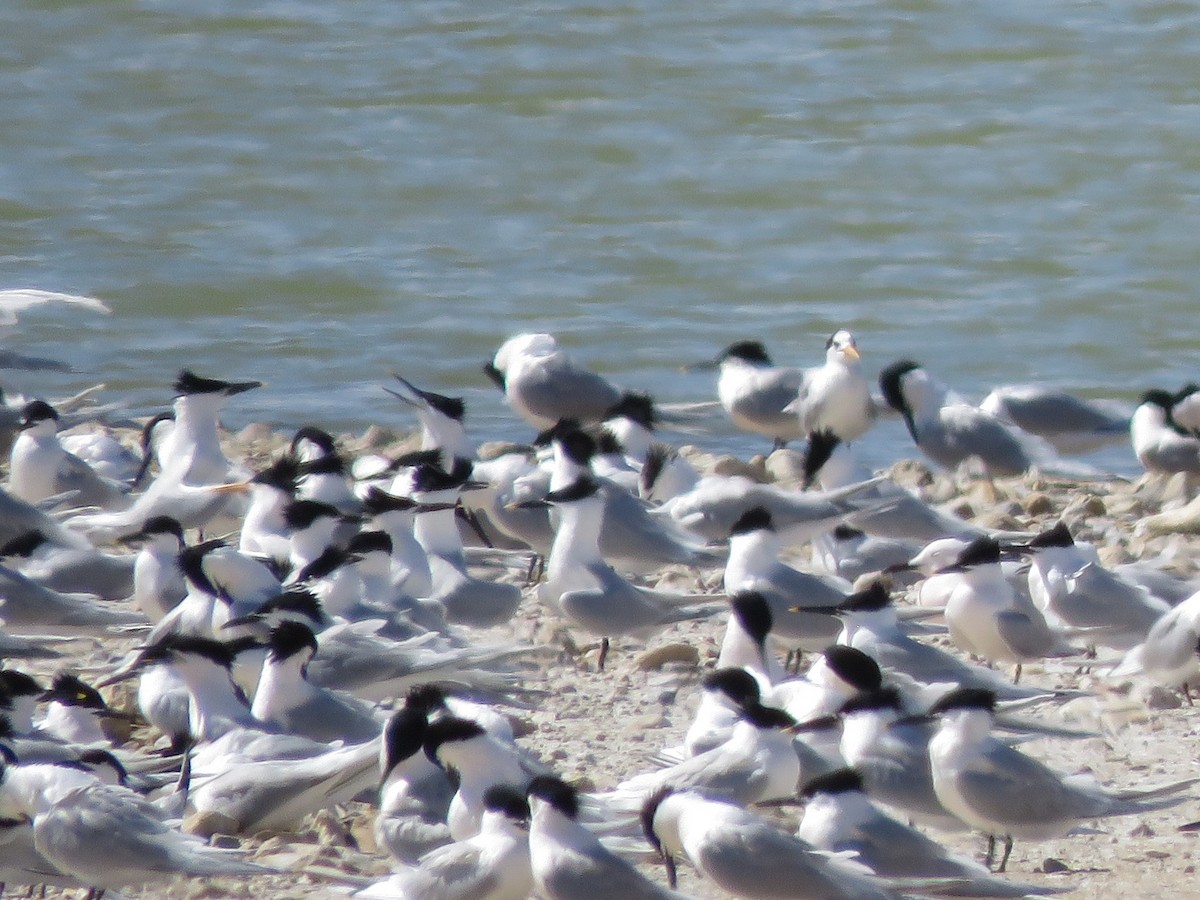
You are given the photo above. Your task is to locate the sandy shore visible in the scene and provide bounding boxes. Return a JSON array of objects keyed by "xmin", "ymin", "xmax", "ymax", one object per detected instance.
[{"xmin": 12, "ymin": 421, "xmax": 1200, "ymax": 899}]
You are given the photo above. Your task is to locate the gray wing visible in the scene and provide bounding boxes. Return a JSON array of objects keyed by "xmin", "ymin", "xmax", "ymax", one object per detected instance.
[
  {"xmin": 279, "ymin": 692, "xmax": 382, "ymax": 744},
  {"xmin": 1142, "ymin": 609, "xmax": 1200, "ymax": 675},
  {"xmin": 985, "ymin": 387, "xmax": 1128, "ymax": 436},
  {"xmin": 729, "ymin": 368, "xmax": 805, "ymax": 435},
  {"xmin": 434, "ymin": 574, "xmax": 522, "ymax": 629},
  {"xmin": 994, "ymin": 608, "xmax": 1054, "ymax": 659},
  {"xmin": 517, "ymin": 360, "xmax": 622, "ymax": 424},
  {"xmin": 57, "ymin": 452, "xmax": 130, "ymax": 510},
  {"xmin": 37, "ymin": 787, "xmax": 262, "ymax": 883},
  {"xmin": 858, "ymin": 726, "xmax": 955, "ymax": 826},
  {"xmin": 925, "ymin": 406, "xmax": 1032, "ymax": 475},
  {"xmin": 1142, "ymin": 432, "xmax": 1200, "ymax": 474},
  {"xmin": 698, "ymin": 823, "xmax": 895, "ymax": 900},
  {"xmin": 29, "ymin": 548, "xmax": 136, "ymax": 600},
  {"xmin": 1054, "ymin": 564, "xmax": 1164, "ymax": 637},
  {"xmin": 954, "ymin": 741, "xmax": 1098, "ymax": 827},
  {"xmin": 598, "ymin": 486, "xmax": 716, "ymax": 571},
  {"xmin": 398, "ymin": 842, "xmax": 498, "ymax": 900},
  {"xmin": 561, "ymin": 563, "xmax": 714, "ymax": 637},
  {"xmin": 539, "ymin": 843, "xmax": 677, "ymax": 900},
  {"xmin": 0, "ymin": 564, "xmax": 145, "ymax": 634}
]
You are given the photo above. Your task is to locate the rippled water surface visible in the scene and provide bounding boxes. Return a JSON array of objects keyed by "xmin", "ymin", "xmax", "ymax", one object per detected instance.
[{"xmin": 3, "ymin": 0, "xmax": 1199, "ymax": 472}]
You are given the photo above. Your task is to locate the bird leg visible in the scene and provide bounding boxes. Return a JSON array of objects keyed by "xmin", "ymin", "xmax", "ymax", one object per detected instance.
[
  {"xmin": 1183, "ymin": 683, "xmax": 1194, "ymax": 707},
  {"xmin": 997, "ymin": 835, "xmax": 1015, "ymax": 873},
  {"xmin": 525, "ymin": 553, "xmax": 544, "ymax": 586},
  {"xmin": 662, "ymin": 853, "xmax": 678, "ymax": 889},
  {"xmin": 1012, "ymin": 663, "xmax": 1022, "ymax": 684},
  {"xmin": 983, "ymin": 834, "xmax": 996, "ymax": 869},
  {"xmin": 597, "ymin": 638, "xmax": 610, "ymax": 672}
]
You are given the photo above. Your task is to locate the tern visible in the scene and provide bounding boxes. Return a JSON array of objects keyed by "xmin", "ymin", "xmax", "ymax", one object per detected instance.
[
  {"xmin": 424, "ymin": 715, "xmax": 548, "ymax": 839},
  {"xmin": 938, "ymin": 537, "xmax": 1063, "ymax": 676},
  {"xmin": 532, "ymin": 476, "xmax": 723, "ymax": 669},
  {"xmin": 527, "ymin": 775, "xmax": 687, "ymax": 900},
  {"xmin": 642, "ymin": 786, "xmax": 900, "ymax": 899},
  {"xmin": 250, "ymin": 620, "xmax": 382, "ymax": 743},
  {"xmin": 1112, "ymin": 587, "xmax": 1200, "ymax": 700},
  {"xmin": 798, "ymin": 768, "xmax": 1067, "ymax": 897},
  {"xmin": 723, "ymin": 507, "xmax": 846, "ymax": 649},
  {"xmin": 0, "ymin": 759, "xmax": 272, "ymax": 893},
  {"xmin": 800, "ymin": 430, "xmax": 994, "ymax": 543},
  {"xmin": 603, "ymin": 700, "xmax": 802, "ymax": 812},
  {"xmin": 836, "ymin": 688, "xmax": 966, "ymax": 831},
  {"xmin": 1019, "ymin": 521, "xmax": 1167, "ymax": 650},
  {"xmin": 9, "ymin": 400, "xmax": 129, "ymax": 510},
  {"xmin": 926, "ymin": 687, "xmax": 1197, "ymax": 871},
  {"xmin": 879, "ymin": 360, "xmax": 1035, "ymax": 477},
  {"xmin": 784, "ymin": 329, "xmax": 876, "ymax": 443},
  {"xmin": 484, "ymin": 333, "xmax": 623, "ymax": 430},
  {"xmin": 694, "ymin": 340, "xmax": 805, "ymax": 448},
  {"xmin": 823, "ymin": 582, "xmax": 1061, "ymax": 702},
  {"xmin": 1130, "ymin": 389, "xmax": 1200, "ymax": 475},
  {"xmin": 375, "ymin": 700, "xmax": 455, "ymax": 865},
  {"xmin": 356, "ymin": 784, "xmax": 532, "ymax": 900}
]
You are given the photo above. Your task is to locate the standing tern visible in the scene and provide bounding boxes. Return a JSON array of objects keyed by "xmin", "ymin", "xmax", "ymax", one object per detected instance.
[
  {"xmin": 926, "ymin": 687, "xmax": 1197, "ymax": 871},
  {"xmin": 694, "ymin": 339, "xmax": 805, "ymax": 448},
  {"xmin": 824, "ymin": 582, "xmax": 1062, "ymax": 702},
  {"xmin": 484, "ymin": 333, "xmax": 623, "ymax": 430},
  {"xmin": 66, "ymin": 370, "xmax": 261, "ymax": 540},
  {"xmin": 406, "ymin": 464, "xmax": 522, "ymax": 629},
  {"xmin": 387, "ymin": 372, "xmax": 476, "ymax": 467},
  {"xmin": 879, "ymin": 360, "xmax": 1035, "ymax": 477},
  {"xmin": 642, "ymin": 787, "xmax": 900, "ymax": 900},
  {"xmin": 797, "ymin": 768, "xmax": 1067, "ymax": 897},
  {"xmin": 532, "ymin": 476, "xmax": 723, "ymax": 669},
  {"xmin": 783, "ymin": 329, "xmax": 876, "ymax": 443},
  {"xmin": 723, "ymin": 507, "xmax": 846, "ymax": 649},
  {"xmin": 154, "ymin": 369, "xmax": 262, "ymax": 484},
  {"xmin": 938, "ymin": 537, "xmax": 1063, "ymax": 677},
  {"xmin": 1020, "ymin": 521, "xmax": 1167, "ymax": 650},
  {"xmin": 836, "ymin": 687, "xmax": 966, "ymax": 832}
]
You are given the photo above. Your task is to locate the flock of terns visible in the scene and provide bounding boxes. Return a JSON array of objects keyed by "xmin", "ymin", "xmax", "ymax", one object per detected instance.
[{"xmin": 0, "ymin": 316, "xmax": 1199, "ymax": 900}]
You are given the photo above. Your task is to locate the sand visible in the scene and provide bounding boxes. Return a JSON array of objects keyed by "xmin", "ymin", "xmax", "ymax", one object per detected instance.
[{"xmin": 10, "ymin": 423, "xmax": 1200, "ymax": 899}]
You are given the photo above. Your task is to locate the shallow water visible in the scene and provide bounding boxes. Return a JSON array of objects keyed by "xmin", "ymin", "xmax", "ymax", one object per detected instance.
[{"xmin": 3, "ymin": 0, "xmax": 1199, "ymax": 473}]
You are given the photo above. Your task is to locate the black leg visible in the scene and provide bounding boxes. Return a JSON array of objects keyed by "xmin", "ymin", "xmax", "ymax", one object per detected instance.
[
  {"xmin": 598, "ymin": 638, "xmax": 610, "ymax": 671},
  {"xmin": 997, "ymin": 835, "xmax": 1014, "ymax": 873},
  {"xmin": 984, "ymin": 834, "xmax": 996, "ymax": 869}
]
